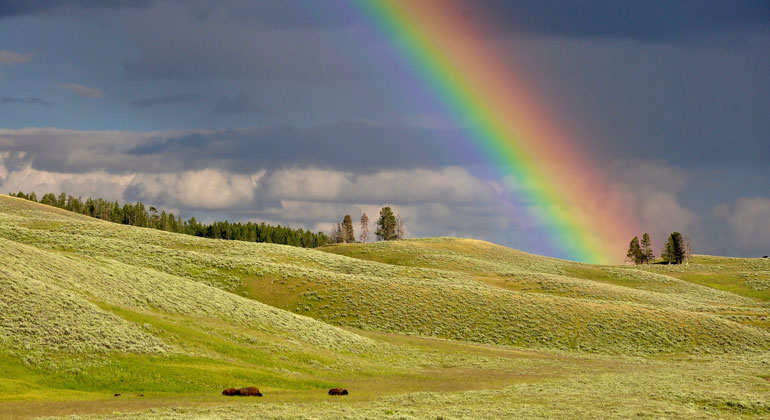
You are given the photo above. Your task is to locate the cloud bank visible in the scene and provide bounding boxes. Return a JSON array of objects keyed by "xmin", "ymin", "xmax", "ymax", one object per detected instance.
[{"xmin": 1, "ymin": 127, "xmax": 768, "ymax": 258}]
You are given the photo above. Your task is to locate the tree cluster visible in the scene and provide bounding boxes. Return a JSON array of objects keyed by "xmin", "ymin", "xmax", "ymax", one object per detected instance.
[
  {"xmin": 626, "ymin": 233, "xmax": 654, "ymax": 264},
  {"xmin": 328, "ymin": 207, "xmax": 405, "ymax": 244},
  {"xmin": 330, "ymin": 214, "xmax": 357, "ymax": 244},
  {"xmin": 10, "ymin": 191, "xmax": 329, "ymax": 248},
  {"xmin": 625, "ymin": 231, "xmax": 691, "ymax": 265}
]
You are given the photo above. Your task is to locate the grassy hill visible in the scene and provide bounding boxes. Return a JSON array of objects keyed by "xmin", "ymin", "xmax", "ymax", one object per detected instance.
[{"xmin": 1, "ymin": 194, "xmax": 769, "ymax": 420}]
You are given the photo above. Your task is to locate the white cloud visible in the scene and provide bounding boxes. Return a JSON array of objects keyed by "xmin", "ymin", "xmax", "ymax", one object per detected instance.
[
  {"xmin": 0, "ymin": 51, "xmax": 33, "ymax": 67},
  {"xmin": 57, "ymin": 83, "xmax": 104, "ymax": 99},
  {"xmin": 266, "ymin": 166, "xmax": 500, "ymax": 204},
  {"xmin": 608, "ymin": 160, "xmax": 700, "ymax": 250},
  {"xmin": 129, "ymin": 169, "xmax": 264, "ymax": 210},
  {"xmin": 0, "ymin": 160, "xmax": 132, "ymax": 201},
  {"xmin": 0, "ymin": 156, "xmax": 263, "ymax": 211}
]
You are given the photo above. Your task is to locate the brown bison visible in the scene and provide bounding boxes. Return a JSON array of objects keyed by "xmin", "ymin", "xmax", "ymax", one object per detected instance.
[
  {"xmin": 238, "ymin": 387, "xmax": 263, "ymax": 397},
  {"xmin": 222, "ymin": 388, "xmax": 238, "ymax": 396},
  {"xmin": 328, "ymin": 388, "xmax": 348, "ymax": 396}
]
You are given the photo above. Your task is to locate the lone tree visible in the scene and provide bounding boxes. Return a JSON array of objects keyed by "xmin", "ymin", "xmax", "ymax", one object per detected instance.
[
  {"xmin": 375, "ymin": 206, "xmax": 397, "ymax": 241},
  {"xmin": 626, "ymin": 236, "xmax": 643, "ymax": 264},
  {"xmin": 640, "ymin": 233, "xmax": 654, "ymax": 264},
  {"xmin": 359, "ymin": 213, "xmax": 369, "ymax": 243},
  {"xmin": 341, "ymin": 214, "xmax": 355, "ymax": 243},
  {"xmin": 661, "ymin": 232, "xmax": 686, "ymax": 264}
]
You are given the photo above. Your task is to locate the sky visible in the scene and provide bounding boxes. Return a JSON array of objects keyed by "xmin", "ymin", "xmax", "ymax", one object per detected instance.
[{"xmin": 0, "ymin": 0, "xmax": 768, "ymax": 259}]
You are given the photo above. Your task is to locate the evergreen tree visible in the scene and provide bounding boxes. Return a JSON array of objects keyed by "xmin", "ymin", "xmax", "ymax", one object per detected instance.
[
  {"xmin": 626, "ymin": 236, "xmax": 643, "ymax": 264},
  {"xmin": 661, "ymin": 232, "xmax": 685, "ymax": 264},
  {"xmin": 40, "ymin": 193, "xmax": 57, "ymax": 206},
  {"xmin": 640, "ymin": 233, "xmax": 654, "ymax": 263},
  {"xmin": 375, "ymin": 206, "xmax": 397, "ymax": 241},
  {"xmin": 359, "ymin": 212, "xmax": 369, "ymax": 243},
  {"xmin": 57, "ymin": 192, "xmax": 67, "ymax": 208},
  {"xmin": 341, "ymin": 214, "xmax": 355, "ymax": 243},
  {"xmin": 9, "ymin": 190, "xmax": 328, "ymax": 249}
]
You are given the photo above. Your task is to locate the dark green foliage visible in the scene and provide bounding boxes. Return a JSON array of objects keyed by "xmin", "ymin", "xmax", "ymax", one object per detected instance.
[
  {"xmin": 626, "ymin": 233, "xmax": 654, "ymax": 264},
  {"xmin": 375, "ymin": 206, "xmax": 397, "ymax": 241},
  {"xmin": 626, "ymin": 236, "xmax": 643, "ymax": 264},
  {"xmin": 341, "ymin": 214, "xmax": 355, "ymax": 243},
  {"xmin": 10, "ymin": 191, "xmax": 328, "ymax": 248},
  {"xmin": 640, "ymin": 233, "xmax": 654, "ymax": 264},
  {"xmin": 662, "ymin": 232, "xmax": 685, "ymax": 264}
]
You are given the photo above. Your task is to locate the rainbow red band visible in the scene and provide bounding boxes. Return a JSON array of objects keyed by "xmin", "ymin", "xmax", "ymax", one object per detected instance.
[{"xmin": 354, "ymin": 1, "xmax": 638, "ymax": 263}]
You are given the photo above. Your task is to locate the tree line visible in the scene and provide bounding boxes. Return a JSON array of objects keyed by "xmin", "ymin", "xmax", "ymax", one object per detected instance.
[
  {"xmin": 9, "ymin": 191, "xmax": 329, "ymax": 248},
  {"xmin": 329, "ymin": 206, "xmax": 405, "ymax": 244},
  {"xmin": 626, "ymin": 231, "xmax": 690, "ymax": 265}
]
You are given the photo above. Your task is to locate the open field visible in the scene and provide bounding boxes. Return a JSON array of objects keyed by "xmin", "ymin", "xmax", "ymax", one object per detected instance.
[{"xmin": 1, "ymin": 194, "xmax": 769, "ymax": 419}]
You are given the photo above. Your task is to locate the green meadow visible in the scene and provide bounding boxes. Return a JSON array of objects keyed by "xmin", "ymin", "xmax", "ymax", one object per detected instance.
[{"xmin": 1, "ymin": 194, "xmax": 769, "ymax": 419}]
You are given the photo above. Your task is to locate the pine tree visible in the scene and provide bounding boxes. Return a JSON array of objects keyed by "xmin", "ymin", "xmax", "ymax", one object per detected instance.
[
  {"xmin": 375, "ymin": 206, "xmax": 397, "ymax": 241},
  {"xmin": 661, "ymin": 232, "xmax": 685, "ymax": 264},
  {"xmin": 640, "ymin": 233, "xmax": 654, "ymax": 264},
  {"xmin": 40, "ymin": 193, "xmax": 57, "ymax": 206},
  {"xmin": 57, "ymin": 192, "xmax": 67, "ymax": 208},
  {"xmin": 626, "ymin": 236, "xmax": 643, "ymax": 264},
  {"xmin": 359, "ymin": 213, "xmax": 369, "ymax": 243},
  {"xmin": 341, "ymin": 214, "xmax": 355, "ymax": 243}
]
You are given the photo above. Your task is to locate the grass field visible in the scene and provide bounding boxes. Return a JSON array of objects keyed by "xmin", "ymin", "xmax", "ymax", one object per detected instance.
[{"xmin": 1, "ymin": 194, "xmax": 769, "ymax": 419}]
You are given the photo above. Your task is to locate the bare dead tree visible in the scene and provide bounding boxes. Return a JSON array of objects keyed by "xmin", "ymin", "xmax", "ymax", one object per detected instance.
[
  {"xmin": 359, "ymin": 212, "xmax": 369, "ymax": 243},
  {"xmin": 329, "ymin": 221, "xmax": 342, "ymax": 244},
  {"xmin": 683, "ymin": 234, "xmax": 692, "ymax": 264},
  {"xmin": 396, "ymin": 214, "xmax": 405, "ymax": 240}
]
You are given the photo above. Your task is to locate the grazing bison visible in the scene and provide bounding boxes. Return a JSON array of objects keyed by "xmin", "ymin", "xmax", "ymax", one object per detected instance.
[
  {"xmin": 238, "ymin": 387, "xmax": 263, "ymax": 397},
  {"xmin": 328, "ymin": 388, "xmax": 348, "ymax": 396},
  {"xmin": 113, "ymin": 393, "xmax": 121, "ymax": 397},
  {"xmin": 222, "ymin": 388, "xmax": 238, "ymax": 396}
]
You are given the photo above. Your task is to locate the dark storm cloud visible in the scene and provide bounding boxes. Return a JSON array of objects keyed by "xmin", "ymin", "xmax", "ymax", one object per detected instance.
[
  {"xmin": 212, "ymin": 93, "xmax": 259, "ymax": 114},
  {"xmin": 127, "ymin": 122, "xmax": 475, "ymax": 172},
  {"xmin": 4, "ymin": 0, "xmax": 767, "ymax": 43},
  {"xmin": 0, "ymin": 0, "xmax": 152, "ymax": 18},
  {"xmin": 129, "ymin": 93, "xmax": 204, "ymax": 107},
  {"xmin": 453, "ymin": 0, "xmax": 770, "ymax": 43},
  {"xmin": 0, "ymin": 123, "xmax": 479, "ymax": 174},
  {"xmin": 1, "ymin": 97, "xmax": 56, "ymax": 106}
]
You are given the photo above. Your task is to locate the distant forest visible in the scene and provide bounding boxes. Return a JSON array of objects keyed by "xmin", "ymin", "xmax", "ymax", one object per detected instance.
[{"xmin": 9, "ymin": 191, "xmax": 329, "ymax": 248}]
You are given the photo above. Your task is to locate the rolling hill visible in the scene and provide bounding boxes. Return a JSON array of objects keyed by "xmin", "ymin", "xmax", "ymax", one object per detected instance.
[{"xmin": 1, "ymin": 194, "xmax": 769, "ymax": 420}]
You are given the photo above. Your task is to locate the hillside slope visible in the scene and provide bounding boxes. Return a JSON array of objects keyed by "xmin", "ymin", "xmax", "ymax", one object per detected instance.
[
  {"xmin": 2, "ymin": 195, "xmax": 768, "ymax": 357},
  {"xmin": 2, "ymin": 194, "xmax": 770, "ymax": 420}
]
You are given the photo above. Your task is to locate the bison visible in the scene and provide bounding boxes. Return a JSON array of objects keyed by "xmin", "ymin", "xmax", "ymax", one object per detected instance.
[
  {"xmin": 238, "ymin": 387, "xmax": 263, "ymax": 397},
  {"xmin": 113, "ymin": 393, "xmax": 121, "ymax": 397},
  {"xmin": 222, "ymin": 388, "xmax": 238, "ymax": 396},
  {"xmin": 328, "ymin": 388, "xmax": 348, "ymax": 396}
]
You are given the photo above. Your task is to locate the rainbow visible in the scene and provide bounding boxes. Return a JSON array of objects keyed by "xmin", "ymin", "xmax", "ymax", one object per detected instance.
[{"xmin": 348, "ymin": 1, "xmax": 638, "ymax": 263}]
